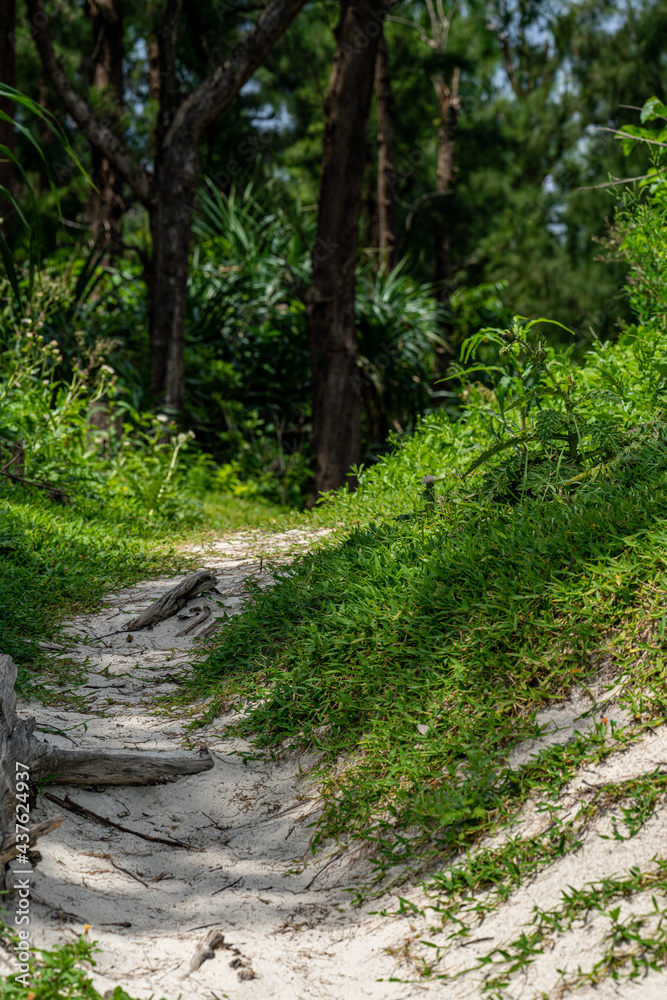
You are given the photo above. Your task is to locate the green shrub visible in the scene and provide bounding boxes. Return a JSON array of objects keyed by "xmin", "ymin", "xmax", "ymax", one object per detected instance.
[{"xmin": 0, "ymin": 319, "xmax": 202, "ymax": 524}]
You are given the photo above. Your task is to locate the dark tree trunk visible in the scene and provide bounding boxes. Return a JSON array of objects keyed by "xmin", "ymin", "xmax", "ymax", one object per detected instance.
[
  {"xmin": 375, "ymin": 26, "xmax": 396, "ymax": 272},
  {"xmin": 147, "ymin": 1, "xmax": 161, "ymax": 102},
  {"xmin": 0, "ymin": 0, "xmax": 16, "ymax": 218},
  {"xmin": 433, "ymin": 66, "xmax": 460, "ymax": 290},
  {"xmin": 149, "ymin": 142, "xmax": 198, "ymax": 411},
  {"xmin": 148, "ymin": 38, "xmax": 160, "ymax": 102},
  {"xmin": 306, "ymin": 0, "xmax": 390, "ymax": 497},
  {"xmin": 88, "ymin": 0, "xmax": 125, "ymax": 245},
  {"xmin": 28, "ymin": 0, "xmax": 308, "ymax": 411}
]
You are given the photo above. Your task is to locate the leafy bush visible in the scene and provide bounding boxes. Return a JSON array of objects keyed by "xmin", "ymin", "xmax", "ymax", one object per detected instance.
[{"xmin": 0, "ymin": 317, "xmax": 202, "ymax": 524}]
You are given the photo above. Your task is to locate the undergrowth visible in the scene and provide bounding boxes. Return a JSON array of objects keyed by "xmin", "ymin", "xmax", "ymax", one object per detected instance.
[{"xmin": 193, "ymin": 482, "xmax": 667, "ymax": 872}]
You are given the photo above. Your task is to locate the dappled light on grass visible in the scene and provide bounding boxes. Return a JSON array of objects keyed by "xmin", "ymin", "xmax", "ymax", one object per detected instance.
[{"xmin": 193, "ymin": 467, "xmax": 667, "ymax": 875}]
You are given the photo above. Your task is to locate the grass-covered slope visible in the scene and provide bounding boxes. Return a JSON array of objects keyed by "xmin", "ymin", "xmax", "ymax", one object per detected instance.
[
  {"xmin": 194, "ymin": 439, "xmax": 667, "ymax": 869},
  {"xmin": 194, "ymin": 166, "xmax": 667, "ymax": 874}
]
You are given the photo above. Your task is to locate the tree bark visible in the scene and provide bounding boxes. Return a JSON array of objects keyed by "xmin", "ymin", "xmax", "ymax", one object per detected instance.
[
  {"xmin": 147, "ymin": 1, "xmax": 161, "ymax": 103},
  {"xmin": 433, "ymin": 65, "xmax": 460, "ymax": 289},
  {"xmin": 375, "ymin": 26, "xmax": 396, "ymax": 271},
  {"xmin": 88, "ymin": 0, "xmax": 125, "ymax": 246},
  {"xmin": 0, "ymin": 0, "xmax": 16, "ymax": 219},
  {"xmin": 27, "ymin": 0, "xmax": 308, "ymax": 410},
  {"xmin": 148, "ymin": 144, "xmax": 199, "ymax": 410},
  {"xmin": 306, "ymin": 0, "xmax": 391, "ymax": 498},
  {"xmin": 148, "ymin": 37, "xmax": 161, "ymax": 101}
]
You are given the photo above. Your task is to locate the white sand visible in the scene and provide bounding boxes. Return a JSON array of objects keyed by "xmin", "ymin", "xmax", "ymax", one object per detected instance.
[{"xmin": 1, "ymin": 528, "xmax": 666, "ymax": 999}]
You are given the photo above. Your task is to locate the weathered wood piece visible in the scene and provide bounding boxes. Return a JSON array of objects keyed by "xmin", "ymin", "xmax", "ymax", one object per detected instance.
[
  {"xmin": 0, "ymin": 653, "xmax": 214, "ymax": 864},
  {"xmin": 199, "ymin": 619, "xmax": 222, "ymax": 639},
  {"xmin": 125, "ymin": 570, "xmax": 218, "ymax": 631},
  {"xmin": 185, "ymin": 929, "xmax": 227, "ymax": 976},
  {"xmin": 175, "ymin": 606, "xmax": 211, "ymax": 637},
  {"xmin": 0, "ymin": 815, "xmax": 63, "ymax": 866}
]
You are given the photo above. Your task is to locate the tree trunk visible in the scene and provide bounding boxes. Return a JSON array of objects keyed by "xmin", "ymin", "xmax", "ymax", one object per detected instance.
[
  {"xmin": 28, "ymin": 0, "xmax": 308, "ymax": 412},
  {"xmin": 0, "ymin": 0, "xmax": 16, "ymax": 219},
  {"xmin": 147, "ymin": 1, "xmax": 161, "ymax": 102},
  {"xmin": 88, "ymin": 0, "xmax": 126, "ymax": 246},
  {"xmin": 148, "ymin": 38, "xmax": 160, "ymax": 102},
  {"xmin": 149, "ymin": 140, "xmax": 199, "ymax": 411},
  {"xmin": 375, "ymin": 26, "xmax": 396, "ymax": 272},
  {"xmin": 306, "ymin": 0, "xmax": 390, "ymax": 498},
  {"xmin": 433, "ymin": 66, "xmax": 460, "ymax": 289}
]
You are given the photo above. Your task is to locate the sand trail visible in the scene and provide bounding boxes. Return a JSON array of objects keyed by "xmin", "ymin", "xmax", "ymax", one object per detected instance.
[{"xmin": 1, "ymin": 529, "xmax": 667, "ymax": 999}]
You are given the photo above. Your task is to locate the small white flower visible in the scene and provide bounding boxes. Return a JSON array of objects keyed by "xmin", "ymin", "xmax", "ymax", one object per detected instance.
[{"xmin": 155, "ymin": 414, "xmax": 169, "ymax": 423}]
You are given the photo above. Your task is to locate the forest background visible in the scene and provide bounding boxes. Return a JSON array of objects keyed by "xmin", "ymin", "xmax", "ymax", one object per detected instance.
[
  {"xmin": 2, "ymin": 0, "xmax": 666, "ymax": 508},
  {"xmin": 6, "ymin": 5, "xmax": 667, "ymax": 993}
]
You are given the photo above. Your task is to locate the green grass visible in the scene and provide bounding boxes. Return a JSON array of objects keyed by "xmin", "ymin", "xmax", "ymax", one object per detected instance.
[
  {"xmin": 0, "ymin": 927, "xmax": 158, "ymax": 1000},
  {"xmin": 198, "ymin": 492, "xmax": 293, "ymax": 532},
  {"xmin": 423, "ymin": 861, "xmax": 667, "ymax": 992},
  {"xmin": 190, "ymin": 436, "xmax": 667, "ymax": 879},
  {"xmin": 0, "ymin": 480, "xmax": 290, "ymax": 685}
]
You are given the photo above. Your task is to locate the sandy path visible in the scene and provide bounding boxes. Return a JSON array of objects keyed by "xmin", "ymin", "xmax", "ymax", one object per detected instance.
[{"xmin": 2, "ymin": 528, "xmax": 667, "ymax": 999}]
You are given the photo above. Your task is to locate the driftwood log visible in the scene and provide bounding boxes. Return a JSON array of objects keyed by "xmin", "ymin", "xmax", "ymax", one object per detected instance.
[
  {"xmin": 175, "ymin": 606, "xmax": 211, "ymax": 637},
  {"xmin": 0, "ymin": 653, "xmax": 213, "ymax": 866},
  {"xmin": 126, "ymin": 570, "xmax": 218, "ymax": 631}
]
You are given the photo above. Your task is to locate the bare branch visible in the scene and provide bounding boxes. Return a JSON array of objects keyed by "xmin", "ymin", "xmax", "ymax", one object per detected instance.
[
  {"xmin": 404, "ymin": 188, "xmax": 451, "ymax": 232},
  {"xmin": 578, "ymin": 168, "xmax": 667, "ymax": 191},
  {"xmin": 596, "ymin": 126, "xmax": 667, "ymax": 149},
  {"xmin": 166, "ymin": 0, "xmax": 308, "ymax": 145},
  {"xmin": 26, "ymin": 0, "xmax": 151, "ymax": 204},
  {"xmin": 385, "ymin": 14, "xmax": 433, "ymax": 46}
]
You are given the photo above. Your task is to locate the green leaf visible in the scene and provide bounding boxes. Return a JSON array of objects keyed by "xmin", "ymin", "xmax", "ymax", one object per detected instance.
[
  {"xmin": 641, "ymin": 97, "xmax": 667, "ymax": 123},
  {"xmin": 463, "ymin": 434, "xmax": 533, "ymax": 478}
]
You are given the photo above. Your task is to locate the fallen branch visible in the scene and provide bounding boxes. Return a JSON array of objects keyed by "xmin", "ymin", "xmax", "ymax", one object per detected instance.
[
  {"xmin": 43, "ymin": 791, "xmax": 201, "ymax": 851},
  {"xmin": 0, "ymin": 653, "xmax": 213, "ymax": 867},
  {"xmin": 199, "ymin": 619, "xmax": 222, "ymax": 639},
  {"xmin": 0, "ymin": 441, "xmax": 24, "ymax": 476},
  {"xmin": 0, "ymin": 469, "xmax": 71, "ymax": 504},
  {"xmin": 126, "ymin": 571, "xmax": 218, "ymax": 631}
]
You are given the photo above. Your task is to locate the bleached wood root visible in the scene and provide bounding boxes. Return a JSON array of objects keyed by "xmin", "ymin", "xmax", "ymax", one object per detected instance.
[
  {"xmin": 0, "ymin": 815, "xmax": 63, "ymax": 866},
  {"xmin": 0, "ymin": 653, "xmax": 213, "ymax": 860},
  {"xmin": 125, "ymin": 570, "xmax": 218, "ymax": 631}
]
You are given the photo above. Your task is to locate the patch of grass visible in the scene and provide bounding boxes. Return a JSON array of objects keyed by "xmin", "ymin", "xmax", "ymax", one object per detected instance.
[
  {"xmin": 0, "ymin": 479, "xmax": 289, "ymax": 693},
  {"xmin": 394, "ymin": 761, "xmax": 667, "ymax": 931},
  {"xmin": 447, "ymin": 862, "xmax": 667, "ymax": 994},
  {"xmin": 198, "ymin": 492, "xmax": 294, "ymax": 533},
  {"xmin": 0, "ymin": 486, "xmax": 172, "ymax": 664},
  {"xmin": 0, "ymin": 926, "xmax": 161, "ymax": 1000},
  {"xmin": 191, "ymin": 464, "xmax": 667, "ymax": 875}
]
